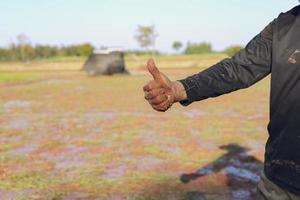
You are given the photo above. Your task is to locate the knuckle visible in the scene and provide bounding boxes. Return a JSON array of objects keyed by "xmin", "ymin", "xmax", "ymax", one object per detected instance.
[
  {"xmin": 154, "ymin": 97, "xmax": 164, "ymax": 104},
  {"xmin": 147, "ymin": 93, "xmax": 154, "ymax": 99},
  {"xmin": 157, "ymin": 96, "xmax": 166, "ymax": 103}
]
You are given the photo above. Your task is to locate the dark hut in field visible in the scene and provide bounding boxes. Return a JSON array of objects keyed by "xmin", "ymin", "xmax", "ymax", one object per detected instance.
[{"xmin": 82, "ymin": 49, "xmax": 129, "ymax": 76}]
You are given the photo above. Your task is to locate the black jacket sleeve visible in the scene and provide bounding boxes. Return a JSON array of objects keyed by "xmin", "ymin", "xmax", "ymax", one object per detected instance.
[{"xmin": 179, "ymin": 19, "xmax": 276, "ymax": 106}]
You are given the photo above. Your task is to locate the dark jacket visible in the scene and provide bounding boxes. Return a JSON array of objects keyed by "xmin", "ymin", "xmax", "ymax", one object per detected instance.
[{"xmin": 179, "ymin": 6, "xmax": 300, "ymax": 195}]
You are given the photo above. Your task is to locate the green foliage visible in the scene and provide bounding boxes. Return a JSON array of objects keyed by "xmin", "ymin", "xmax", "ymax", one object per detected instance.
[
  {"xmin": 35, "ymin": 45, "xmax": 59, "ymax": 59},
  {"xmin": 184, "ymin": 42, "xmax": 213, "ymax": 55},
  {"xmin": 2, "ymin": 44, "xmax": 35, "ymax": 62},
  {"xmin": 224, "ymin": 45, "xmax": 243, "ymax": 57},
  {"xmin": 77, "ymin": 43, "xmax": 94, "ymax": 56},
  {"xmin": 0, "ymin": 43, "xmax": 94, "ymax": 62},
  {"xmin": 58, "ymin": 43, "xmax": 94, "ymax": 57},
  {"xmin": 172, "ymin": 41, "xmax": 183, "ymax": 52},
  {"xmin": 0, "ymin": 48, "xmax": 10, "ymax": 61},
  {"xmin": 125, "ymin": 50, "xmax": 161, "ymax": 56}
]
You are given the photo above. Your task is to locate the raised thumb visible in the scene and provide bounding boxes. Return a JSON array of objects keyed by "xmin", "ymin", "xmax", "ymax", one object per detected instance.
[{"xmin": 147, "ymin": 58, "xmax": 161, "ymax": 81}]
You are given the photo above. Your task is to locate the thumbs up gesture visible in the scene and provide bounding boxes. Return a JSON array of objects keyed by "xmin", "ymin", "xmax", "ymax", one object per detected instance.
[{"xmin": 143, "ymin": 58, "xmax": 178, "ymax": 112}]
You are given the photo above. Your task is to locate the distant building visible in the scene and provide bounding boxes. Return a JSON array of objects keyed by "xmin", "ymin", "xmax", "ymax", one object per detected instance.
[{"xmin": 81, "ymin": 48, "xmax": 129, "ymax": 76}]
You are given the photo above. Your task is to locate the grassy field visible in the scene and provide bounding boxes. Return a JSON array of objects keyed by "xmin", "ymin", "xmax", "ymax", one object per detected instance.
[
  {"xmin": 0, "ymin": 55, "xmax": 270, "ymax": 200},
  {"xmin": 0, "ymin": 54, "xmax": 228, "ymax": 72}
]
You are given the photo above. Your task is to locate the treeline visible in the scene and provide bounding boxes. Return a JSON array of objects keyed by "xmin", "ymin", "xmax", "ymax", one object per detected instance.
[
  {"xmin": 174, "ymin": 41, "xmax": 243, "ymax": 57},
  {"xmin": 126, "ymin": 43, "xmax": 243, "ymax": 57},
  {"xmin": 0, "ymin": 42, "xmax": 242, "ymax": 62},
  {"xmin": 0, "ymin": 43, "xmax": 94, "ymax": 62},
  {"xmin": 125, "ymin": 50, "xmax": 161, "ymax": 56},
  {"xmin": 0, "ymin": 35, "xmax": 243, "ymax": 62}
]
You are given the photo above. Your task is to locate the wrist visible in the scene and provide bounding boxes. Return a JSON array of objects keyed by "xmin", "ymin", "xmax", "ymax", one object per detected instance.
[{"xmin": 171, "ymin": 81, "xmax": 187, "ymax": 103}]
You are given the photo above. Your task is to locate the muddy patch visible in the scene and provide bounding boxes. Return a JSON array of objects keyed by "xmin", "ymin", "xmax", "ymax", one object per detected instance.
[
  {"xmin": 41, "ymin": 79, "xmax": 71, "ymax": 85},
  {"xmin": 190, "ymin": 129, "xmax": 203, "ymax": 136},
  {"xmin": 102, "ymin": 165, "xmax": 127, "ymax": 181},
  {"xmin": 41, "ymin": 146, "xmax": 88, "ymax": 160},
  {"xmin": 0, "ymin": 136, "xmax": 22, "ymax": 142},
  {"xmin": 6, "ymin": 118, "xmax": 30, "ymax": 130},
  {"xmin": 136, "ymin": 156, "xmax": 166, "ymax": 172},
  {"xmin": 0, "ymin": 190, "xmax": 18, "ymax": 199},
  {"xmin": 75, "ymin": 86, "xmax": 87, "ymax": 91},
  {"xmin": 255, "ymin": 125, "xmax": 265, "ymax": 132},
  {"xmin": 247, "ymin": 112, "xmax": 265, "ymax": 120},
  {"xmin": 140, "ymin": 130, "xmax": 156, "ymax": 136},
  {"xmin": 89, "ymin": 127, "xmax": 104, "ymax": 135},
  {"xmin": 160, "ymin": 144, "xmax": 182, "ymax": 155},
  {"xmin": 191, "ymin": 138, "xmax": 218, "ymax": 150},
  {"xmin": 223, "ymin": 166, "xmax": 260, "ymax": 182},
  {"xmin": 222, "ymin": 110, "xmax": 240, "ymax": 118},
  {"xmin": 157, "ymin": 136, "xmax": 183, "ymax": 145},
  {"xmin": 62, "ymin": 192, "xmax": 91, "ymax": 200},
  {"xmin": 54, "ymin": 157, "xmax": 89, "ymax": 170},
  {"xmin": 13, "ymin": 144, "xmax": 39, "ymax": 155},
  {"xmin": 83, "ymin": 111, "xmax": 154, "ymax": 120},
  {"xmin": 183, "ymin": 109, "xmax": 207, "ymax": 118},
  {"xmin": 3, "ymin": 100, "xmax": 32, "ymax": 111},
  {"xmin": 248, "ymin": 141, "xmax": 264, "ymax": 150},
  {"xmin": 120, "ymin": 154, "xmax": 168, "ymax": 173},
  {"xmin": 0, "ymin": 189, "xmax": 37, "ymax": 200},
  {"xmin": 83, "ymin": 112, "xmax": 118, "ymax": 120}
]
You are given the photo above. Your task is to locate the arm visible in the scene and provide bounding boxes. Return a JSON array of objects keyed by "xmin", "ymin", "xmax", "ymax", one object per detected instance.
[
  {"xmin": 143, "ymin": 19, "xmax": 275, "ymax": 112},
  {"xmin": 177, "ymin": 19, "xmax": 275, "ymax": 106}
]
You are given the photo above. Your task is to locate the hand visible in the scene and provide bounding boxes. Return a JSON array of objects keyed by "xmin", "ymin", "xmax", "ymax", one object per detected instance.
[
  {"xmin": 143, "ymin": 58, "xmax": 186, "ymax": 112},
  {"xmin": 143, "ymin": 58, "xmax": 175, "ymax": 112}
]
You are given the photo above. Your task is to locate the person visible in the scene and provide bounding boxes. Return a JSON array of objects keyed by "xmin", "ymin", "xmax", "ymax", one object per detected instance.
[{"xmin": 143, "ymin": 4, "xmax": 300, "ymax": 200}]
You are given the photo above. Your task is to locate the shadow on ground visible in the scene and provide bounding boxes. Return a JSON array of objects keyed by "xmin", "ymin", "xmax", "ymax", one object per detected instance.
[
  {"xmin": 136, "ymin": 143, "xmax": 263, "ymax": 200},
  {"xmin": 181, "ymin": 143, "xmax": 263, "ymax": 200}
]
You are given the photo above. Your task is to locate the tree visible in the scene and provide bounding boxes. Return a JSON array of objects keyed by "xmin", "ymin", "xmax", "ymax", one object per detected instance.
[
  {"xmin": 35, "ymin": 45, "xmax": 59, "ymax": 59},
  {"xmin": 134, "ymin": 25, "xmax": 158, "ymax": 53},
  {"xmin": 78, "ymin": 43, "xmax": 94, "ymax": 56},
  {"xmin": 16, "ymin": 34, "xmax": 31, "ymax": 62},
  {"xmin": 184, "ymin": 42, "xmax": 213, "ymax": 55},
  {"xmin": 59, "ymin": 44, "xmax": 94, "ymax": 57},
  {"xmin": 172, "ymin": 41, "xmax": 183, "ymax": 53},
  {"xmin": 0, "ymin": 48, "xmax": 10, "ymax": 61},
  {"xmin": 224, "ymin": 45, "xmax": 243, "ymax": 57}
]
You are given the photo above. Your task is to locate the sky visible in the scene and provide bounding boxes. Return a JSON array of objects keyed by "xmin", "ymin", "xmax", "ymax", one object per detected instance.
[{"xmin": 0, "ymin": 0, "xmax": 298, "ymax": 53}]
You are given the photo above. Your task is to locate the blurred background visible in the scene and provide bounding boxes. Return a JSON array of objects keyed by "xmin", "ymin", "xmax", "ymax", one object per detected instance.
[{"xmin": 0, "ymin": 0, "xmax": 298, "ymax": 200}]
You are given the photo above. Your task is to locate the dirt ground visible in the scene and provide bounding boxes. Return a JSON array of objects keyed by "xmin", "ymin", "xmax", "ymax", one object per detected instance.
[{"xmin": 0, "ymin": 67, "xmax": 270, "ymax": 200}]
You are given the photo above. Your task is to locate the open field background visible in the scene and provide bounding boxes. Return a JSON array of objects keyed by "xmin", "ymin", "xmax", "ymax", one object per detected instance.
[
  {"xmin": 0, "ymin": 55, "xmax": 270, "ymax": 200},
  {"xmin": 0, "ymin": 54, "xmax": 228, "ymax": 72}
]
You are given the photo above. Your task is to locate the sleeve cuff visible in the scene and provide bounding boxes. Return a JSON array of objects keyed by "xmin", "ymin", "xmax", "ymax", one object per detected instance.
[{"xmin": 178, "ymin": 78, "xmax": 198, "ymax": 106}]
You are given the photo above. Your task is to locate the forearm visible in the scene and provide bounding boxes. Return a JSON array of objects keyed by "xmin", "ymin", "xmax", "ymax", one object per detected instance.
[
  {"xmin": 171, "ymin": 81, "xmax": 187, "ymax": 102},
  {"xmin": 176, "ymin": 19, "xmax": 274, "ymax": 106}
]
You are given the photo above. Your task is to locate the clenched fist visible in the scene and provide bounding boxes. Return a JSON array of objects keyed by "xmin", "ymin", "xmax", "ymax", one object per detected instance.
[{"xmin": 143, "ymin": 58, "xmax": 187, "ymax": 112}]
